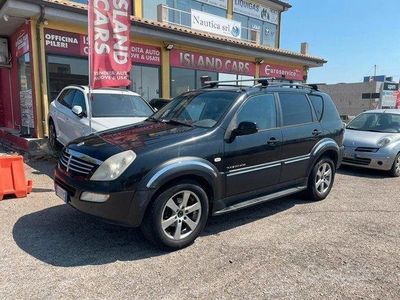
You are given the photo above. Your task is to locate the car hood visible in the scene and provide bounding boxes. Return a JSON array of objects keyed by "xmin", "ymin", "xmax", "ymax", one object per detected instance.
[
  {"xmin": 68, "ymin": 120, "xmax": 206, "ymax": 159},
  {"xmin": 344, "ymin": 129, "xmax": 397, "ymax": 147},
  {"xmin": 91, "ymin": 117, "xmax": 148, "ymax": 131}
]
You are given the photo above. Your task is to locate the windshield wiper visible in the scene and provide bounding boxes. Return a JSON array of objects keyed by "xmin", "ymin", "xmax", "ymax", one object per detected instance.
[
  {"xmin": 147, "ymin": 116, "xmax": 159, "ymax": 122},
  {"xmin": 161, "ymin": 118, "xmax": 193, "ymax": 127}
]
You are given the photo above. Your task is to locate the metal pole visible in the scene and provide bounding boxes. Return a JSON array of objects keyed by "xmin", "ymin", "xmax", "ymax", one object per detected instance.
[{"xmin": 88, "ymin": 0, "xmax": 93, "ymax": 133}]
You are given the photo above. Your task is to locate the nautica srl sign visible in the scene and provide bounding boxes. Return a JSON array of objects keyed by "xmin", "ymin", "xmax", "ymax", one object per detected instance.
[{"xmin": 191, "ymin": 9, "xmax": 241, "ymax": 39}]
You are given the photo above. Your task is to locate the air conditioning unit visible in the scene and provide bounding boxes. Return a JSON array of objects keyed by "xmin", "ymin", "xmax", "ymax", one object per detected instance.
[{"xmin": 0, "ymin": 38, "xmax": 10, "ymax": 66}]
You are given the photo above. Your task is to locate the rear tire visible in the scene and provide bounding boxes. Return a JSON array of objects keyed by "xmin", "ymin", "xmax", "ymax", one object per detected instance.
[
  {"xmin": 141, "ymin": 182, "xmax": 209, "ymax": 250},
  {"xmin": 306, "ymin": 157, "xmax": 335, "ymax": 201},
  {"xmin": 389, "ymin": 153, "xmax": 400, "ymax": 177}
]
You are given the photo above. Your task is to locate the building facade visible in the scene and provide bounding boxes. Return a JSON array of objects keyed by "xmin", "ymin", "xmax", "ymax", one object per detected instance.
[{"xmin": 0, "ymin": 0, "xmax": 326, "ymax": 139}]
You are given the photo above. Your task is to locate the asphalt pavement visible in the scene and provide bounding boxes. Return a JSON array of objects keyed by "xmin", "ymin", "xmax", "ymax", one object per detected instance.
[{"xmin": 0, "ymin": 145, "xmax": 399, "ymax": 299}]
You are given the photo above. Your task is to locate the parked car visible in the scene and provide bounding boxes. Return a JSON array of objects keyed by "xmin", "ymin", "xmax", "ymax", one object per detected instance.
[
  {"xmin": 149, "ymin": 98, "xmax": 170, "ymax": 111},
  {"xmin": 48, "ymin": 86, "xmax": 154, "ymax": 150},
  {"xmin": 342, "ymin": 109, "xmax": 400, "ymax": 176},
  {"xmin": 54, "ymin": 80, "xmax": 344, "ymax": 250}
]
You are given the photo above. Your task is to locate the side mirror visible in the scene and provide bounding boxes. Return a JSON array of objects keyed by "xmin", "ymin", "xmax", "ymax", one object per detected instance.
[
  {"xmin": 233, "ymin": 121, "xmax": 258, "ymax": 137},
  {"xmin": 72, "ymin": 105, "xmax": 84, "ymax": 118}
]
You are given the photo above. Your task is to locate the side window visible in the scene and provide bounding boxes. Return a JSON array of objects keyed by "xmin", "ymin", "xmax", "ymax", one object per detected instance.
[
  {"xmin": 237, "ymin": 94, "xmax": 277, "ymax": 130},
  {"xmin": 59, "ymin": 89, "xmax": 75, "ymax": 109},
  {"xmin": 309, "ymin": 94, "xmax": 324, "ymax": 121},
  {"xmin": 322, "ymin": 95, "xmax": 341, "ymax": 121},
  {"xmin": 72, "ymin": 90, "xmax": 87, "ymax": 114},
  {"xmin": 279, "ymin": 93, "xmax": 313, "ymax": 126}
]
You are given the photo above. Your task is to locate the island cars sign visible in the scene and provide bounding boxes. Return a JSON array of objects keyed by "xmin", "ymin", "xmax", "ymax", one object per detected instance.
[
  {"xmin": 88, "ymin": 0, "xmax": 131, "ymax": 88},
  {"xmin": 170, "ymin": 49, "xmax": 256, "ymax": 76}
]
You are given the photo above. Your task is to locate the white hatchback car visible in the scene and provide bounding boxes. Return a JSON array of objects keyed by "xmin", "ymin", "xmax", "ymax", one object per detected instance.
[{"xmin": 48, "ymin": 85, "xmax": 154, "ymax": 149}]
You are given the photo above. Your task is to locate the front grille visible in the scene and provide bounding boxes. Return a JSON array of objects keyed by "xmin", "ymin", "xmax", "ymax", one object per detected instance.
[
  {"xmin": 343, "ymin": 157, "xmax": 372, "ymax": 166},
  {"xmin": 59, "ymin": 149, "xmax": 100, "ymax": 176},
  {"xmin": 355, "ymin": 147, "xmax": 379, "ymax": 153}
]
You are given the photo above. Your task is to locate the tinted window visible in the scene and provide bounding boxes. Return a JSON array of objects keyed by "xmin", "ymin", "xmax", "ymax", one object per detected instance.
[
  {"xmin": 237, "ymin": 94, "xmax": 277, "ymax": 130},
  {"xmin": 280, "ymin": 93, "xmax": 313, "ymax": 126},
  {"xmin": 322, "ymin": 95, "xmax": 341, "ymax": 121},
  {"xmin": 309, "ymin": 94, "xmax": 324, "ymax": 121},
  {"xmin": 72, "ymin": 91, "xmax": 87, "ymax": 114},
  {"xmin": 59, "ymin": 89, "xmax": 75, "ymax": 108}
]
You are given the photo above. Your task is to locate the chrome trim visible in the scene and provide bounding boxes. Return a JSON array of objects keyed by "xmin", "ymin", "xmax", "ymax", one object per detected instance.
[
  {"xmin": 282, "ymin": 155, "xmax": 310, "ymax": 165},
  {"xmin": 65, "ymin": 148, "xmax": 103, "ymax": 165},
  {"xmin": 227, "ymin": 163, "xmax": 281, "ymax": 176},
  {"xmin": 146, "ymin": 161, "xmax": 216, "ymax": 188},
  {"xmin": 226, "ymin": 154, "xmax": 311, "ymax": 176}
]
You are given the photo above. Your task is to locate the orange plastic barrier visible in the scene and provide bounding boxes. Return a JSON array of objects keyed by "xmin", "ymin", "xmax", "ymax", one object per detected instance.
[{"xmin": 0, "ymin": 155, "xmax": 33, "ymax": 201}]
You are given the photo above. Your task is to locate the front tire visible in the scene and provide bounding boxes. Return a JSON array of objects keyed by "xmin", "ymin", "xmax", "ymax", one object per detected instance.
[
  {"xmin": 389, "ymin": 153, "xmax": 400, "ymax": 177},
  {"xmin": 141, "ymin": 182, "xmax": 209, "ymax": 250},
  {"xmin": 306, "ymin": 157, "xmax": 335, "ymax": 201},
  {"xmin": 48, "ymin": 121, "xmax": 61, "ymax": 152}
]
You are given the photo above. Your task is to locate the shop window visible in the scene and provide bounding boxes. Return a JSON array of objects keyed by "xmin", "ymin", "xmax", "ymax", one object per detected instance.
[
  {"xmin": 131, "ymin": 65, "xmax": 161, "ymax": 102},
  {"xmin": 263, "ymin": 23, "xmax": 277, "ymax": 47},
  {"xmin": 196, "ymin": 70, "xmax": 218, "ymax": 88},
  {"xmin": 171, "ymin": 68, "xmax": 196, "ymax": 98},
  {"xmin": 47, "ymin": 55, "xmax": 88, "ymax": 101},
  {"xmin": 18, "ymin": 53, "xmax": 34, "ymax": 136}
]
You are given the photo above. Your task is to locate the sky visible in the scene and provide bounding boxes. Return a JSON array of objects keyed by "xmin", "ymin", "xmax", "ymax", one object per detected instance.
[{"xmin": 280, "ymin": 0, "xmax": 400, "ymax": 84}]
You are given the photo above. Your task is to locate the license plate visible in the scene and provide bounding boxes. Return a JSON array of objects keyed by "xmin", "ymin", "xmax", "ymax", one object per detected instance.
[{"xmin": 55, "ymin": 184, "xmax": 68, "ymax": 203}]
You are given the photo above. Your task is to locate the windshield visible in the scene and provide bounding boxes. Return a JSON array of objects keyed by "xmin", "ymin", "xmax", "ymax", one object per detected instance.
[
  {"xmin": 91, "ymin": 93, "xmax": 153, "ymax": 118},
  {"xmin": 151, "ymin": 91, "xmax": 238, "ymax": 128},
  {"xmin": 347, "ymin": 113, "xmax": 400, "ymax": 133}
]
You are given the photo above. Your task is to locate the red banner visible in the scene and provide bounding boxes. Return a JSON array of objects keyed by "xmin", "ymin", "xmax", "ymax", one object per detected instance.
[
  {"xmin": 15, "ymin": 25, "xmax": 30, "ymax": 58},
  {"xmin": 170, "ymin": 49, "xmax": 256, "ymax": 76},
  {"xmin": 88, "ymin": 0, "xmax": 131, "ymax": 88},
  {"xmin": 260, "ymin": 63, "xmax": 304, "ymax": 81},
  {"xmin": 396, "ymin": 90, "xmax": 400, "ymax": 109}
]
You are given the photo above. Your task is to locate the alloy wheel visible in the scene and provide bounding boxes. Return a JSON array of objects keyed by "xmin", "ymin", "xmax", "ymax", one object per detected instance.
[
  {"xmin": 395, "ymin": 156, "xmax": 400, "ymax": 175},
  {"xmin": 160, "ymin": 190, "xmax": 202, "ymax": 241},
  {"xmin": 315, "ymin": 162, "xmax": 332, "ymax": 195}
]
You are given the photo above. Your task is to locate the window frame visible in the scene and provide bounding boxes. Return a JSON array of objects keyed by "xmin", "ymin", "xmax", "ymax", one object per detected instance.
[
  {"xmin": 277, "ymin": 92, "xmax": 317, "ymax": 128},
  {"xmin": 130, "ymin": 63, "xmax": 162, "ymax": 102},
  {"xmin": 229, "ymin": 92, "xmax": 279, "ymax": 133},
  {"xmin": 307, "ymin": 94, "xmax": 325, "ymax": 122}
]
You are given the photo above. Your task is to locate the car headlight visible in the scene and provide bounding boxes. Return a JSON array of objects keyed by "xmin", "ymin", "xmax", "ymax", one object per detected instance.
[
  {"xmin": 90, "ymin": 150, "xmax": 136, "ymax": 181},
  {"xmin": 377, "ymin": 136, "xmax": 395, "ymax": 148}
]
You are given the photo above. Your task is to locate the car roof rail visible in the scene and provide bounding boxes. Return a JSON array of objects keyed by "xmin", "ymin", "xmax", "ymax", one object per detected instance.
[
  {"xmin": 201, "ymin": 77, "xmax": 271, "ymax": 89},
  {"xmin": 268, "ymin": 82, "xmax": 319, "ymax": 91}
]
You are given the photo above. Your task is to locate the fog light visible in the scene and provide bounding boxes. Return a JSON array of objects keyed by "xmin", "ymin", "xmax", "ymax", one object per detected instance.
[
  {"xmin": 377, "ymin": 161, "xmax": 383, "ymax": 166},
  {"xmin": 80, "ymin": 192, "xmax": 109, "ymax": 203}
]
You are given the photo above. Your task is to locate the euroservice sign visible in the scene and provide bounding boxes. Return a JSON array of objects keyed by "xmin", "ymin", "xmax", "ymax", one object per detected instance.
[
  {"xmin": 191, "ymin": 9, "xmax": 241, "ymax": 39},
  {"xmin": 233, "ymin": 0, "xmax": 279, "ymax": 25},
  {"xmin": 260, "ymin": 63, "xmax": 304, "ymax": 81}
]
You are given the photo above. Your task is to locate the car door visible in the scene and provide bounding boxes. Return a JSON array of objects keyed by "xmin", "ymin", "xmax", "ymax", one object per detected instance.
[
  {"xmin": 224, "ymin": 93, "xmax": 282, "ymax": 197},
  {"xmin": 69, "ymin": 89, "xmax": 90, "ymax": 141},
  {"xmin": 278, "ymin": 92, "xmax": 323, "ymax": 183},
  {"xmin": 55, "ymin": 89, "xmax": 76, "ymax": 145}
]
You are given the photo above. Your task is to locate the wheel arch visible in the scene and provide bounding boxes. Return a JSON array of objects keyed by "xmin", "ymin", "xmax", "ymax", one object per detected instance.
[
  {"xmin": 308, "ymin": 138, "xmax": 340, "ymax": 176},
  {"xmin": 136, "ymin": 157, "xmax": 223, "ymax": 217}
]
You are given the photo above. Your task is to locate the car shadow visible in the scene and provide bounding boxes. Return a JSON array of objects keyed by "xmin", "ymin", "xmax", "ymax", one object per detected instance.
[
  {"xmin": 338, "ymin": 165, "xmax": 392, "ymax": 179},
  {"xmin": 13, "ymin": 195, "xmax": 308, "ymax": 267},
  {"xmin": 26, "ymin": 157, "xmax": 58, "ymax": 179}
]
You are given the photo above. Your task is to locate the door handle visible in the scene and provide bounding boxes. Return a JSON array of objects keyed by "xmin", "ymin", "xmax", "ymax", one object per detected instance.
[
  {"xmin": 312, "ymin": 129, "xmax": 322, "ymax": 136},
  {"xmin": 267, "ymin": 137, "xmax": 278, "ymax": 145}
]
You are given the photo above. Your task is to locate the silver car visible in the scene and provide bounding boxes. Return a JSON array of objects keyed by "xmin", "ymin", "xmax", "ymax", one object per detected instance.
[{"xmin": 343, "ymin": 109, "xmax": 400, "ymax": 176}]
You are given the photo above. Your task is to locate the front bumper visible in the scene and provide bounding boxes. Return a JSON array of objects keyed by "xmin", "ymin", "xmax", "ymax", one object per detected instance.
[
  {"xmin": 54, "ymin": 168, "xmax": 151, "ymax": 227},
  {"xmin": 342, "ymin": 146, "xmax": 395, "ymax": 171}
]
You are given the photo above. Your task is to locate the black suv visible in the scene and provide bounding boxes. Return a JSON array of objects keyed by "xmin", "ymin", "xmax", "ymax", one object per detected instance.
[{"xmin": 54, "ymin": 79, "xmax": 344, "ymax": 250}]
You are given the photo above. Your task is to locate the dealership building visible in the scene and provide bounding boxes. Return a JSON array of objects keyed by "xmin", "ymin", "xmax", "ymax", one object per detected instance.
[{"xmin": 0, "ymin": 0, "xmax": 326, "ymax": 143}]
